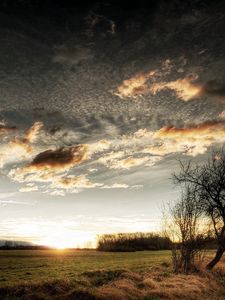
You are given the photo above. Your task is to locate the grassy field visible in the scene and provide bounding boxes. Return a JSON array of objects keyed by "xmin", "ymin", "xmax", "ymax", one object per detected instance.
[
  {"xmin": 0, "ymin": 249, "xmax": 225, "ymax": 300},
  {"xmin": 0, "ymin": 250, "xmax": 171, "ymax": 286}
]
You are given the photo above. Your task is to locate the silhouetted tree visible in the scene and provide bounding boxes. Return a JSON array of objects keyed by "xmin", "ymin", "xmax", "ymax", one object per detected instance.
[
  {"xmin": 169, "ymin": 185, "xmax": 206, "ymax": 273},
  {"xmin": 174, "ymin": 149, "xmax": 225, "ymax": 270}
]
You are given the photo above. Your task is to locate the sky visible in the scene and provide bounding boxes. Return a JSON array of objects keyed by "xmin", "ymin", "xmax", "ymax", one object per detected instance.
[{"xmin": 1, "ymin": 0, "xmax": 225, "ymax": 248}]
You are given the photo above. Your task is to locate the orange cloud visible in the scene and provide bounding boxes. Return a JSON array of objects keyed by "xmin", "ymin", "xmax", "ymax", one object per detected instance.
[
  {"xmin": 154, "ymin": 121, "xmax": 225, "ymax": 139},
  {"xmin": 142, "ymin": 120, "xmax": 225, "ymax": 157},
  {"xmin": 115, "ymin": 70, "xmax": 157, "ymax": 99},
  {"xmin": 23, "ymin": 121, "xmax": 43, "ymax": 143},
  {"xmin": 149, "ymin": 74, "xmax": 203, "ymax": 101},
  {"xmin": 8, "ymin": 122, "xmax": 44, "ymax": 155},
  {"xmin": 115, "ymin": 59, "xmax": 225, "ymax": 102},
  {"xmin": 55, "ymin": 175, "xmax": 102, "ymax": 190},
  {"xmin": 149, "ymin": 78, "xmax": 225, "ymax": 102}
]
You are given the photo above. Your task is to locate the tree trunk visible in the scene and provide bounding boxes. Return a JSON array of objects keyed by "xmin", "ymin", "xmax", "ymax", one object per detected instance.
[{"xmin": 206, "ymin": 247, "xmax": 224, "ymax": 270}]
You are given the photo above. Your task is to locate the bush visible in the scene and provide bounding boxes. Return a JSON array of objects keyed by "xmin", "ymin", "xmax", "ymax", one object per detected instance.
[{"xmin": 97, "ymin": 232, "xmax": 172, "ymax": 252}]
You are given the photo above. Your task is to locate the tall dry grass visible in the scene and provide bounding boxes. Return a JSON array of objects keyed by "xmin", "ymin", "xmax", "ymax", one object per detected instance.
[{"xmin": 1, "ymin": 259, "xmax": 225, "ymax": 300}]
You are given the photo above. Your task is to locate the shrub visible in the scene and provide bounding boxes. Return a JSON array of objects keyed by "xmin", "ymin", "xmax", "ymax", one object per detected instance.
[{"xmin": 97, "ymin": 232, "xmax": 172, "ymax": 252}]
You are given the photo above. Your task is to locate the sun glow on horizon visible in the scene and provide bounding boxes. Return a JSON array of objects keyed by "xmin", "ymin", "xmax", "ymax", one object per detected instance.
[
  {"xmin": 0, "ymin": 216, "xmax": 162, "ymax": 249},
  {"xmin": 1, "ymin": 219, "xmax": 97, "ymax": 249},
  {"xmin": 36, "ymin": 231, "xmax": 97, "ymax": 249}
]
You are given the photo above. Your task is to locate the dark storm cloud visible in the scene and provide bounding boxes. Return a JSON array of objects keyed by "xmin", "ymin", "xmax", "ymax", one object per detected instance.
[{"xmin": 29, "ymin": 145, "xmax": 87, "ymax": 170}]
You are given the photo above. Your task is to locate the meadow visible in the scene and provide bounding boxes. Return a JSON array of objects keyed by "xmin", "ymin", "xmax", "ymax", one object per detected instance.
[{"xmin": 0, "ymin": 249, "xmax": 225, "ymax": 300}]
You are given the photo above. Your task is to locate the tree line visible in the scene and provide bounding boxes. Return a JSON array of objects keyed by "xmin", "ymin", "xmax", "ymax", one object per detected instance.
[{"xmin": 97, "ymin": 232, "xmax": 172, "ymax": 252}]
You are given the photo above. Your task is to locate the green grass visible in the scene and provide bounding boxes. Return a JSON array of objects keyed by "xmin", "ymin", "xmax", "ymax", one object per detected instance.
[{"xmin": 0, "ymin": 250, "xmax": 171, "ymax": 287}]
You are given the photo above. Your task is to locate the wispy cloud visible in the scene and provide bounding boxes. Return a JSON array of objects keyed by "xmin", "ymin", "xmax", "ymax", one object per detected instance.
[
  {"xmin": 101, "ymin": 183, "xmax": 129, "ymax": 189},
  {"xmin": 19, "ymin": 186, "xmax": 38, "ymax": 193}
]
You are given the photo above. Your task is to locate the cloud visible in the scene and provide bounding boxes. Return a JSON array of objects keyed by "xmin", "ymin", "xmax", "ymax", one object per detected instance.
[
  {"xmin": 150, "ymin": 78, "xmax": 225, "ymax": 102},
  {"xmin": 98, "ymin": 151, "xmax": 126, "ymax": 166},
  {"xmin": 115, "ymin": 68, "xmax": 225, "ymax": 102},
  {"xmin": 9, "ymin": 143, "xmax": 101, "ymax": 193},
  {"xmin": 154, "ymin": 121, "xmax": 225, "ymax": 139},
  {"xmin": 5, "ymin": 119, "xmax": 225, "ymax": 194},
  {"xmin": 19, "ymin": 186, "xmax": 38, "ymax": 192},
  {"xmin": 0, "ymin": 124, "xmax": 17, "ymax": 135},
  {"xmin": 202, "ymin": 80, "xmax": 225, "ymax": 101},
  {"xmin": 28, "ymin": 145, "xmax": 88, "ymax": 171},
  {"xmin": 0, "ymin": 122, "xmax": 67, "ymax": 168},
  {"xmin": 219, "ymin": 110, "xmax": 225, "ymax": 118},
  {"xmin": 8, "ymin": 145, "xmax": 91, "ymax": 192},
  {"xmin": 0, "ymin": 122, "xmax": 44, "ymax": 167},
  {"xmin": 0, "ymin": 140, "xmax": 32, "ymax": 168},
  {"xmin": 101, "ymin": 183, "xmax": 129, "ymax": 189},
  {"xmin": 50, "ymin": 190, "xmax": 65, "ymax": 196},
  {"xmin": 53, "ymin": 175, "xmax": 103, "ymax": 190},
  {"xmin": 114, "ymin": 70, "xmax": 157, "ymax": 99},
  {"xmin": 110, "ymin": 156, "xmax": 152, "ymax": 169},
  {"xmin": 9, "ymin": 138, "xmax": 33, "ymax": 154},
  {"xmin": 115, "ymin": 71, "xmax": 203, "ymax": 101},
  {"xmin": 23, "ymin": 121, "xmax": 43, "ymax": 143},
  {"xmin": 89, "ymin": 139, "xmax": 111, "ymax": 154},
  {"xmin": 149, "ymin": 74, "xmax": 203, "ymax": 101},
  {"xmin": 0, "ymin": 200, "xmax": 34, "ymax": 206},
  {"xmin": 143, "ymin": 120, "xmax": 225, "ymax": 156},
  {"xmin": 11, "ymin": 122, "xmax": 43, "ymax": 153},
  {"xmin": 53, "ymin": 45, "xmax": 93, "ymax": 65},
  {"xmin": 11, "ymin": 166, "xmax": 102, "ymax": 192}
]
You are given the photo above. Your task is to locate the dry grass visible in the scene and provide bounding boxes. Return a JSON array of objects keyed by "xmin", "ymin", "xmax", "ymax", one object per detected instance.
[
  {"xmin": 1, "ymin": 267, "xmax": 225, "ymax": 300},
  {"xmin": 95, "ymin": 270, "xmax": 223, "ymax": 300},
  {"xmin": 1, "ymin": 251, "xmax": 225, "ymax": 300},
  {"xmin": 98, "ymin": 279, "xmax": 142, "ymax": 300}
]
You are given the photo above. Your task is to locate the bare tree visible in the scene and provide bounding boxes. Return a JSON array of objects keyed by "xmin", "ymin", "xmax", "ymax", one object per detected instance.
[
  {"xmin": 169, "ymin": 185, "xmax": 204, "ymax": 273},
  {"xmin": 174, "ymin": 149, "xmax": 225, "ymax": 270}
]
